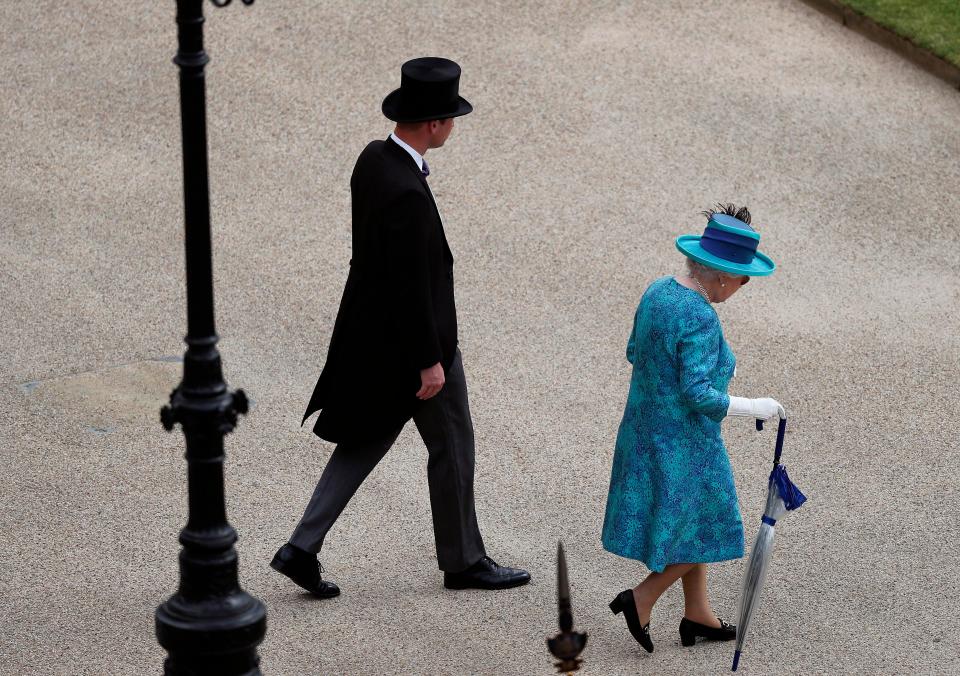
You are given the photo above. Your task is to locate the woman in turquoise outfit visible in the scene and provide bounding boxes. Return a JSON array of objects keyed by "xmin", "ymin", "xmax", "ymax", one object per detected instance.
[{"xmin": 602, "ymin": 204, "xmax": 785, "ymax": 653}]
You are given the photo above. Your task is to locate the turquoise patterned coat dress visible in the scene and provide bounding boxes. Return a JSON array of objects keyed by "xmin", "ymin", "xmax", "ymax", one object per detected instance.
[{"xmin": 601, "ymin": 276, "xmax": 744, "ymax": 573}]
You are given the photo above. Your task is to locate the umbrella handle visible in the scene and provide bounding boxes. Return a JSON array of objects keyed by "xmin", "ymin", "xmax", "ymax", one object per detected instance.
[
  {"xmin": 755, "ymin": 417, "xmax": 788, "ymax": 465},
  {"xmin": 774, "ymin": 416, "xmax": 787, "ymax": 464}
]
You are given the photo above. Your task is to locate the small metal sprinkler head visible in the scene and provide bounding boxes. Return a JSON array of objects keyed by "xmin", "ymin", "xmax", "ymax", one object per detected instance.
[{"xmin": 547, "ymin": 541, "xmax": 587, "ymax": 674}]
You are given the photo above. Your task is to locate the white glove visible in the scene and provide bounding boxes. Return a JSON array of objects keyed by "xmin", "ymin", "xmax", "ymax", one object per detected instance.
[{"xmin": 727, "ymin": 396, "xmax": 785, "ymax": 421}]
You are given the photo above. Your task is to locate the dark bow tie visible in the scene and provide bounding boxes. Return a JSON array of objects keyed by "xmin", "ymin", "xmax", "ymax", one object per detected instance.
[{"xmin": 421, "ymin": 159, "xmax": 430, "ymax": 178}]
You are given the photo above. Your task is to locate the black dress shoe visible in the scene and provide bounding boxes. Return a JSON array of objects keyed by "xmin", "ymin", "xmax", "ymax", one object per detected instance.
[
  {"xmin": 609, "ymin": 590, "xmax": 653, "ymax": 653},
  {"xmin": 270, "ymin": 543, "xmax": 340, "ymax": 598},
  {"xmin": 678, "ymin": 617, "xmax": 736, "ymax": 646},
  {"xmin": 443, "ymin": 556, "xmax": 531, "ymax": 590}
]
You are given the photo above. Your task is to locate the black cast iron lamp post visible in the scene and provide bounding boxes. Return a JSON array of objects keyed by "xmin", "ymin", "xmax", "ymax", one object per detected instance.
[
  {"xmin": 157, "ymin": 1, "xmax": 266, "ymax": 673},
  {"xmin": 547, "ymin": 542, "xmax": 588, "ymax": 674}
]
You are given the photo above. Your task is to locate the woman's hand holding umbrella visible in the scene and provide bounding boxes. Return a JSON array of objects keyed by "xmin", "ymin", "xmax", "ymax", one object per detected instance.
[{"xmin": 727, "ymin": 396, "xmax": 785, "ymax": 421}]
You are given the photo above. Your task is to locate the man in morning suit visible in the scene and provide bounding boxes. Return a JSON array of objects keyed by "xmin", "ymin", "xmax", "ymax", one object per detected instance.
[{"xmin": 271, "ymin": 57, "xmax": 530, "ymax": 597}]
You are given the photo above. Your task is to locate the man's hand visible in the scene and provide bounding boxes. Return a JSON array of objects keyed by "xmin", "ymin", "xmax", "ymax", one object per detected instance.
[{"xmin": 417, "ymin": 362, "xmax": 445, "ymax": 400}]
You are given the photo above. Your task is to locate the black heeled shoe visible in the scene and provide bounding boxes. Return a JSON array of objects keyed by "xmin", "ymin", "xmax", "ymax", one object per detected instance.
[
  {"xmin": 678, "ymin": 617, "xmax": 736, "ymax": 646},
  {"xmin": 609, "ymin": 590, "xmax": 654, "ymax": 653}
]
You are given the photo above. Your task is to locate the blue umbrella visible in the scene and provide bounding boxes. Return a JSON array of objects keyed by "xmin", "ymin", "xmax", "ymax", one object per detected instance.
[{"xmin": 732, "ymin": 417, "xmax": 807, "ymax": 672}]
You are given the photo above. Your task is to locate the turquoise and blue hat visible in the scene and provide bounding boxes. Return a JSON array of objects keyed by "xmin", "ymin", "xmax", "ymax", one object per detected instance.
[{"xmin": 675, "ymin": 213, "xmax": 776, "ymax": 276}]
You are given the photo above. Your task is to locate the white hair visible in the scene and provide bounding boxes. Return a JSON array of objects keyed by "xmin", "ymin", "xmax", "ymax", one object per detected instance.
[{"xmin": 685, "ymin": 257, "xmax": 724, "ymax": 282}]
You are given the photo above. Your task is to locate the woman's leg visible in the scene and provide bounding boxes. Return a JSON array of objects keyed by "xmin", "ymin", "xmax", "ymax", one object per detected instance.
[
  {"xmin": 680, "ymin": 563, "xmax": 722, "ymax": 627},
  {"xmin": 632, "ymin": 563, "xmax": 695, "ymax": 625}
]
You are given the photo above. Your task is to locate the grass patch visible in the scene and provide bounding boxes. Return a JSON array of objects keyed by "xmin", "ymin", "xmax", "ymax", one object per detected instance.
[{"xmin": 841, "ymin": 0, "xmax": 960, "ymax": 66}]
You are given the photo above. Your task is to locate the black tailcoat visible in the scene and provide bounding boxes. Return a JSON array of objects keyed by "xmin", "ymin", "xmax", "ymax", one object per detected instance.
[{"xmin": 303, "ymin": 137, "xmax": 457, "ymax": 443}]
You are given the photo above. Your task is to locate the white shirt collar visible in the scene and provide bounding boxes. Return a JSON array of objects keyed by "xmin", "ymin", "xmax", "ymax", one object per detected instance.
[{"xmin": 389, "ymin": 132, "xmax": 424, "ymax": 172}]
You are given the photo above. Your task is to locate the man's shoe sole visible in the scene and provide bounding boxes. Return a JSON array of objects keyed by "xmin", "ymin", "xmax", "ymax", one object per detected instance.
[
  {"xmin": 443, "ymin": 576, "xmax": 531, "ymax": 591},
  {"xmin": 270, "ymin": 558, "xmax": 341, "ymax": 599}
]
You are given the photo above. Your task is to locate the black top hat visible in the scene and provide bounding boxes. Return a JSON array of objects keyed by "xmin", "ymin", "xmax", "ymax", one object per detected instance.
[{"xmin": 381, "ymin": 57, "xmax": 473, "ymax": 123}]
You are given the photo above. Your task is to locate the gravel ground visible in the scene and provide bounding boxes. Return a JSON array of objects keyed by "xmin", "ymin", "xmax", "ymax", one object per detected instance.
[{"xmin": 2, "ymin": 1, "xmax": 958, "ymax": 674}]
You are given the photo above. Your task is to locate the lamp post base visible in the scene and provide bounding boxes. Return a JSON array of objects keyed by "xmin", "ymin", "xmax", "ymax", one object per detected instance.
[{"xmin": 156, "ymin": 590, "xmax": 266, "ymax": 676}]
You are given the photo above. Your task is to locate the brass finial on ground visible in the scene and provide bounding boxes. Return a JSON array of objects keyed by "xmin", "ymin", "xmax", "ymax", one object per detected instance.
[{"xmin": 547, "ymin": 541, "xmax": 588, "ymax": 674}]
